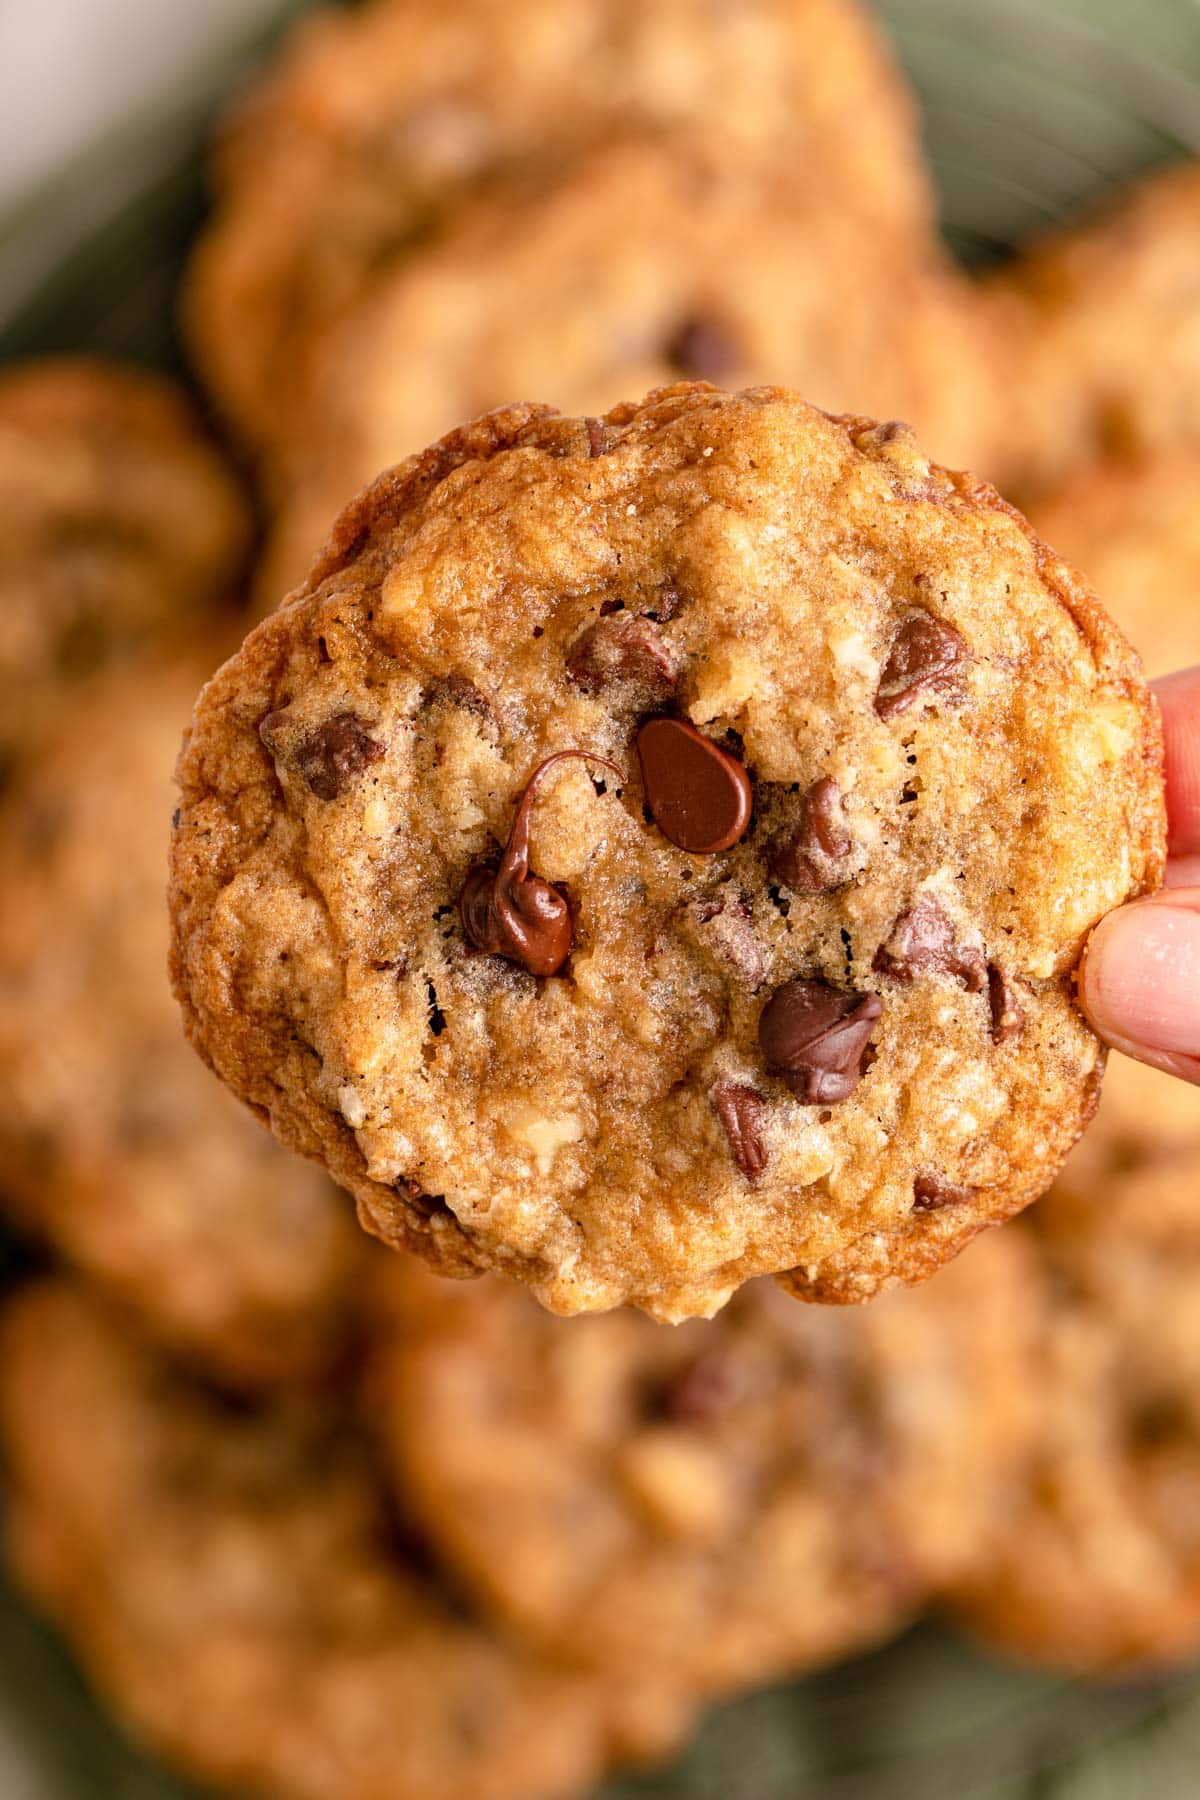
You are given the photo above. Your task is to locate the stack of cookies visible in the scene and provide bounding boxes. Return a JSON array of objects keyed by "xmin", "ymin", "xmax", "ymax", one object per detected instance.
[{"xmin": 0, "ymin": 2, "xmax": 1199, "ymax": 1796}]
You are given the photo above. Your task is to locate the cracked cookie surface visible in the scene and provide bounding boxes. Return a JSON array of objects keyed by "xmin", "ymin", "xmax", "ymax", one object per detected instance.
[
  {"xmin": 372, "ymin": 1228, "xmax": 1035, "ymax": 1702},
  {"xmin": 170, "ymin": 385, "xmax": 1165, "ymax": 1319}
]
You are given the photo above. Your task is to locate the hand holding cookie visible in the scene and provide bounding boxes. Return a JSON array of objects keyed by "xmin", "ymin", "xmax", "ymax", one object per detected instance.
[{"xmin": 1083, "ymin": 664, "xmax": 1200, "ymax": 1085}]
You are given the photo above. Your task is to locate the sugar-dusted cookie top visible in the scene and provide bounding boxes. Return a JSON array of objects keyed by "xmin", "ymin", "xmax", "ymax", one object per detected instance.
[{"xmin": 170, "ymin": 385, "xmax": 1165, "ymax": 1319}]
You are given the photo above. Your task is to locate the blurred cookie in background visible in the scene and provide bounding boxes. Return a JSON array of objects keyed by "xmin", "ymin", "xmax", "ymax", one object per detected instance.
[
  {"xmin": 370, "ymin": 1229, "xmax": 1036, "ymax": 1715},
  {"xmin": 0, "ymin": 650, "xmax": 368, "ymax": 1388},
  {"xmin": 257, "ymin": 137, "xmax": 1000, "ymax": 600},
  {"xmin": 0, "ymin": 1279, "xmax": 667, "ymax": 1800},
  {"xmin": 949, "ymin": 1056, "xmax": 1200, "ymax": 1676},
  {"xmin": 1029, "ymin": 451, "xmax": 1200, "ymax": 679},
  {"xmin": 989, "ymin": 161, "xmax": 1200, "ymax": 500},
  {"xmin": 0, "ymin": 357, "xmax": 251, "ymax": 778},
  {"xmin": 186, "ymin": 0, "xmax": 937, "ymax": 461}
]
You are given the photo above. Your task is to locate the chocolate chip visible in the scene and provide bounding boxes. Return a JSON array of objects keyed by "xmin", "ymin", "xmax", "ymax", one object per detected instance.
[
  {"xmin": 637, "ymin": 717, "xmax": 752, "ymax": 854},
  {"xmin": 768, "ymin": 777, "xmax": 853, "ymax": 893},
  {"xmin": 912, "ymin": 1174, "xmax": 974, "ymax": 1212},
  {"xmin": 458, "ymin": 750, "xmax": 622, "ymax": 977},
  {"xmin": 260, "ymin": 710, "xmax": 385, "ymax": 801},
  {"xmin": 566, "ymin": 616, "xmax": 680, "ymax": 700},
  {"xmin": 758, "ymin": 977, "xmax": 881, "ymax": 1104},
  {"xmin": 711, "ymin": 1081, "xmax": 768, "ymax": 1181},
  {"xmin": 584, "ymin": 416, "xmax": 612, "ymax": 457},
  {"xmin": 685, "ymin": 889, "xmax": 765, "ymax": 985},
  {"xmin": 666, "ymin": 314, "xmax": 739, "ymax": 381},
  {"xmin": 875, "ymin": 609, "xmax": 970, "ymax": 719},
  {"xmin": 988, "ymin": 964, "xmax": 1025, "ymax": 1044},
  {"xmin": 426, "ymin": 674, "xmax": 491, "ymax": 718},
  {"xmin": 874, "ymin": 895, "xmax": 985, "ymax": 991},
  {"xmin": 660, "ymin": 1349, "xmax": 750, "ymax": 1424}
]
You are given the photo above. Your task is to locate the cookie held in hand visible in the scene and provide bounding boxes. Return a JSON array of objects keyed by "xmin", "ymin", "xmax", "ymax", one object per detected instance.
[{"xmin": 170, "ymin": 385, "xmax": 1165, "ymax": 1319}]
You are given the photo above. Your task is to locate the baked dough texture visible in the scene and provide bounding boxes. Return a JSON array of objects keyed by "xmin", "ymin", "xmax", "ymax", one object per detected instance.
[{"xmin": 170, "ymin": 386, "xmax": 1165, "ymax": 1320}]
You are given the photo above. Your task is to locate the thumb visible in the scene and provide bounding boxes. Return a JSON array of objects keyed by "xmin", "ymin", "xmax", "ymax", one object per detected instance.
[{"xmin": 1080, "ymin": 888, "xmax": 1200, "ymax": 1085}]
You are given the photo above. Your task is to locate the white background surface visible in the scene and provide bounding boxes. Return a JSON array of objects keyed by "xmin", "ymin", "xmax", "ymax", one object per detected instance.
[{"xmin": 0, "ymin": 0, "xmax": 282, "ymax": 212}]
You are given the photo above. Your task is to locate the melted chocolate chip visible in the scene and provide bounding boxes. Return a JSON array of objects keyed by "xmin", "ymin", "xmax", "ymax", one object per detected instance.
[
  {"xmin": 711, "ymin": 1081, "xmax": 768, "ymax": 1181},
  {"xmin": 566, "ymin": 616, "xmax": 680, "ymax": 699},
  {"xmin": 637, "ymin": 717, "xmax": 752, "ymax": 854},
  {"xmin": 666, "ymin": 314, "xmax": 739, "ymax": 381},
  {"xmin": 758, "ymin": 978, "xmax": 881, "ymax": 1104},
  {"xmin": 912, "ymin": 1174, "xmax": 974, "ymax": 1212},
  {"xmin": 768, "ymin": 777, "xmax": 854, "ymax": 893},
  {"xmin": 988, "ymin": 964, "xmax": 1026, "ymax": 1044},
  {"xmin": 261, "ymin": 710, "xmax": 385, "ymax": 801},
  {"xmin": 458, "ymin": 750, "xmax": 621, "ymax": 977},
  {"xmin": 875, "ymin": 609, "xmax": 970, "ymax": 719},
  {"xmin": 874, "ymin": 895, "xmax": 985, "ymax": 991}
]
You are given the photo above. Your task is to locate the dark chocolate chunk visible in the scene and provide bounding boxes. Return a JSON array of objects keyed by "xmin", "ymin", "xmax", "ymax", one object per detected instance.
[
  {"xmin": 768, "ymin": 777, "xmax": 853, "ymax": 893},
  {"xmin": 987, "ymin": 964, "xmax": 1026, "ymax": 1044},
  {"xmin": 458, "ymin": 750, "xmax": 621, "ymax": 977},
  {"xmin": 711, "ymin": 1081, "xmax": 768, "ymax": 1181},
  {"xmin": 875, "ymin": 609, "xmax": 970, "ymax": 719},
  {"xmin": 637, "ymin": 717, "xmax": 752, "ymax": 854},
  {"xmin": 261, "ymin": 709, "xmax": 385, "ymax": 801},
  {"xmin": 758, "ymin": 977, "xmax": 881, "ymax": 1104},
  {"xmin": 666, "ymin": 314, "xmax": 739, "ymax": 381},
  {"xmin": 566, "ymin": 616, "xmax": 680, "ymax": 699},
  {"xmin": 874, "ymin": 895, "xmax": 985, "ymax": 991},
  {"xmin": 912, "ymin": 1174, "xmax": 975, "ymax": 1212}
]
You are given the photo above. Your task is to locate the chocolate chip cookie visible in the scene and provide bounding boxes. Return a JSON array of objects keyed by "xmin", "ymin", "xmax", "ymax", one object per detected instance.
[
  {"xmin": 185, "ymin": 0, "xmax": 935, "ymax": 456},
  {"xmin": 950, "ymin": 1055, "xmax": 1200, "ymax": 1675},
  {"xmin": 170, "ymin": 386, "xmax": 1165, "ymax": 1320},
  {"xmin": 1029, "ymin": 452, "xmax": 1200, "ymax": 679},
  {"xmin": 0, "ymin": 1280, "xmax": 653, "ymax": 1800},
  {"xmin": 258, "ymin": 138, "xmax": 1000, "ymax": 598},
  {"xmin": 0, "ymin": 357, "xmax": 251, "ymax": 775},
  {"xmin": 989, "ymin": 159, "xmax": 1200, "ymax": 499},
  {"xmin": 0, "ymin": 650, "xmax": 366, "ymax": 1386},
  {"xmin": 371, "ymin": 1227, "xmax": 1035, "ymax": 1705}
]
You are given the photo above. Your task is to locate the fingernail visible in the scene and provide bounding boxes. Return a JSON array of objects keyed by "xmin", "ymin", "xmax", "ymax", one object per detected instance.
[{"xmin": 1082, "ymin": 896, "xmax": 1200, "ymax": 1058}]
